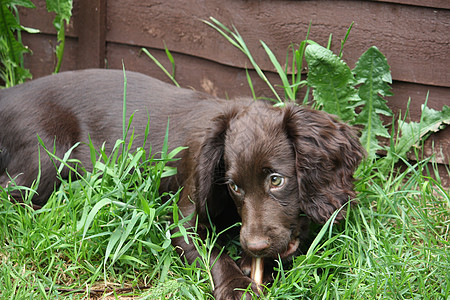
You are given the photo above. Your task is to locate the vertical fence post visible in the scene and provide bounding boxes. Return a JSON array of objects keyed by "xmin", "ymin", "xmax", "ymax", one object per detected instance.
[{"xmin": 76, "ymin": 0, "xmax": 106, "ymax": 69}]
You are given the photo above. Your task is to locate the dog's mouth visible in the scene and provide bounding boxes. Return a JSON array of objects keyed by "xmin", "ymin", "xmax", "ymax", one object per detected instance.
[
  {"xmin": 279, "ymin": 238, "xmax": 300, "ymax": 259},
  {"xmin": 250, "ymin": 238, "xmax": 300, "ymax": 285}
]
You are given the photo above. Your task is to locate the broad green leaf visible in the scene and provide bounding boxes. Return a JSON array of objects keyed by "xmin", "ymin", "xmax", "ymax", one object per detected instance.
[
  {"xmin": 0, "ymin": 6, "xmax": 26, "ymax": 64},
  {"xmin": 20, "ymin": 25, "xmax": 40, "ymax": 33},
  {"xmin": 0, "ymin": 4, "xmax": 21, "ymax": 35},
  {"xmin": 383, "ymin": 104, "xmax": 449, "ymax": 168},
  {"xmin": 0, "ymin": 32, "xmax": 28, "ymax": 59},
  {"xmin": 353, "ymin": 46, "xmax": 393, "ymax": 158},
  {"xmin": 305, "ymin": 44, "xmax": 358, "ymax": 121},
  {"xmin": 45, "ymin": 0, "xmax": 72, "ymax": 31},
  {"xmin": 5, "ymin": 0, "xmax": 35, "ymax": 8},
  {"xmin": 0, "ymin": 1, "xmax": 37, "ymax": 86}
]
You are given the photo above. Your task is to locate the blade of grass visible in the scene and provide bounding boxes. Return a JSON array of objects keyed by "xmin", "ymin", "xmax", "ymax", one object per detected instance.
[
  {"xmin": 261, "ymin": 40, "xmax": 294, "ymax": 101},
  {"xmin": 204, "ymin": 17, "xmax": 282, "ymax": 103},
  {"xmin": 339, "ymin": 22, "xmax": 354, "ymax": 58},
  {"xmin": 141, "ymin": 48, "xmax": 180, "ymax": 87}
]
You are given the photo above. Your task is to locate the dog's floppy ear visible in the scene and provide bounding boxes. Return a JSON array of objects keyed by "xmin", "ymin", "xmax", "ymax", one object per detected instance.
[
  {"xmin": 283, "ymin": 104, "xmax": 366, "ymax": 223},
  {"xmin": 194, "ymin": 106, "xmax": 240, "ymax": 222}
]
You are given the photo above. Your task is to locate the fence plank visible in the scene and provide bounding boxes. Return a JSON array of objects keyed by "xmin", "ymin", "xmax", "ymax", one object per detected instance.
[
  {"xmin": 75, "ymin": 0, "xmax": 106, "ymax": 68},
  {"xmin": 372, "ymin": 0, "xmax": 450, "ymax": 9},
  {"xmin": 106, "ymin": 0, "xmax": 450, "ymax": 87},
  {"xmin": 22, "ymin": 33, "xmax": 79, "ymax": 76}
]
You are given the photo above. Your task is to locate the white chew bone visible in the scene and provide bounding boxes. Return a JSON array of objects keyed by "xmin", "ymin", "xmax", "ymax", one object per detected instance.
[{"xmin": 251, "ymin": 257, "xmax": 264, "ymax": 285}]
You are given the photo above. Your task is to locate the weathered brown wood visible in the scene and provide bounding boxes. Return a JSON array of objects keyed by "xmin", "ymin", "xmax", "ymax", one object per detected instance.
[
  {"xmin": 21, "ymin": 33, "xmax": 78, "ymax": 78},
  {"xmin": 387, "ymin": 81, "xmax": 449, "ymax": 120},
  {"xmin": 106, "ymin": 0, "xmax": 450, "ymax": 87},
  {"xmin": 106, "ymin": 42, "xmax": 286, "ymax": 99},
  {"xmin": 19, "ymin": 0, "xmax": 450, "ymax": 88},
  {"xmin": 75, "ymin": 0, "xmax": 106, "ymax": 68},
  {"xmin": 373, "ymin": 0, "xmax": 450, "ymax": 9},
  {"xmin": 434, "ymin": 164, "xmax": 450, "ymax": 187},
  {"xmin": 419, "ymin": 127, "xmax": 449, "ymax": 164}
]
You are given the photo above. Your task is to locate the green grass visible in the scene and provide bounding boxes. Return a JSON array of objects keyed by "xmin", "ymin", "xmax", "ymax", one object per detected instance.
[
  {"xmin": 0, "ymin": 125, "xmax": 448, "ymax": 299},
  {"xmin": 0, "ymin": 124, "xmax": 211, "ymax": 299}
]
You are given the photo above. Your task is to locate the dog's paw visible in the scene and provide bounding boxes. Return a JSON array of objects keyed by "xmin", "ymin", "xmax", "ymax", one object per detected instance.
[
  {"xmin": 237, "ymin": 254, "xmax": 253, "ymax": 277},
  {"xmin": 213, "ymin": 276, "xmax": 260, "ymax": 300}
]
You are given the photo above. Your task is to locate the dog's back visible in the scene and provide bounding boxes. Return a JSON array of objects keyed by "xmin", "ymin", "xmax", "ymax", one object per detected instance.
[{"xmin": 0, "ymin": 69, "xmax": 216, "ymax": 206}]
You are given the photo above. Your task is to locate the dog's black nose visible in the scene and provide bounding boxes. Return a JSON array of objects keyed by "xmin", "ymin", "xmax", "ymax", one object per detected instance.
[{"xmin": 246, "ymin": 238, "xmax": 270, "ymax": 253}]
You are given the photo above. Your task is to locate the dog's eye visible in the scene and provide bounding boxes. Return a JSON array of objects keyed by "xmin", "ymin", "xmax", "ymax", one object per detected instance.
[
  {"xmin": 229, "ymin": 182, "xmax": 243, "ymax": 195},
  {"xmin": 269, "ymin": 174, "xmax": 285, "ymax": 188}
]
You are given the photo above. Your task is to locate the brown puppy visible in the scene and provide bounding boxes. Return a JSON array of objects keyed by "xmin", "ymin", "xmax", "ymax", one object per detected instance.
[{"xmin": 0, "ymin": 69, "xmax": 365, "ymax": 299}]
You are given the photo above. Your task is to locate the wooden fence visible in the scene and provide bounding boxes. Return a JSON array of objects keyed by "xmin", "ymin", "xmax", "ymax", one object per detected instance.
[{"xmin": 17, "ymin": 0, "xmax": 450, "ymax": 182}]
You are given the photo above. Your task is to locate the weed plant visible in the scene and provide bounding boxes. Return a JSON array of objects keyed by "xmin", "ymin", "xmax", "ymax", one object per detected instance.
[
  {"xmin": 1, "ymin": 0, "xmax": 73, "ymax": 87},
  {"xmin": 1, "ymin": 20, "xmax": 449, "ymax": 299}
]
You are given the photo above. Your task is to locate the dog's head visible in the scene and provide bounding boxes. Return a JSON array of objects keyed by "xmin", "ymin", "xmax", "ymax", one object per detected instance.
[{"xmin": 194, "ymin": 101, "xmax": 365, "ymax": 259}]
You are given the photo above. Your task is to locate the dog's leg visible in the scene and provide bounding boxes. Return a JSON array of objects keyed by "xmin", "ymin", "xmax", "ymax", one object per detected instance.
[
  {"xmin": 171, "ymin": 191, "xmax": 259, "ymax": 300},
  {"xmin": 172, "ymin": 226, "xmax": 259, "ymax": 300}
]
